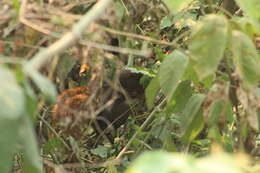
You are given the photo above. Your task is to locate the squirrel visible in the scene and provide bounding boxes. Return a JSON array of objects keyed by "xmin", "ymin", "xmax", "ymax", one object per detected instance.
[{"xmin": 52, "ymin": 69, "xmax": 144, "ymax": 143}]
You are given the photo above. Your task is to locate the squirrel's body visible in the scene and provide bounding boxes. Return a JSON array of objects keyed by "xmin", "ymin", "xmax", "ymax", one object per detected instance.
[{"xmin": 52, "ymin": 70, "xmax": 144, "ymax": 142}]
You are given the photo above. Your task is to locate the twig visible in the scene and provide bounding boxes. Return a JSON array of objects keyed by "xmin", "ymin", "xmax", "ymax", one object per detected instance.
[
  {"xmin": 116, "ymin": 99, "xmax": 166, "ymax": 159},
  {"xmin": 21, "ymin": 0, "xmax": 113, "ymax": 71},
  {"xmin": 38, "ymin": 112, "xmax": 71, "ymax": 151},
  {"xmin": 19, "ymin": 0, "xmax": 150, "ymax": 65},
  {"xmin": 20, "ymin": 0, "xmax": 54, "ymax": 36},
  {"xmin": 98, "ymin": 24, "xmax": 179, "ymax": 47},
  {"xmin": 80, "ymin": 39, "xmax": 151, "ymax": 57}
]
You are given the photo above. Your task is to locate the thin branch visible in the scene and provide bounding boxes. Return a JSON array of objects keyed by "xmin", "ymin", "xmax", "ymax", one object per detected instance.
[
  {"xmin": 98, "ymin": 24, "xmax": 179, "ymax": 47},
  {"xmin": 21, "ymin": 0, "xmax": 113, "ymax": 71},
  {"xmin": 116, "ymin": 99, "xmax": 166, "ymax": 159},
  {"xmin": 80, "ymin": 39, "xmax": 151, "ymax": 57}
]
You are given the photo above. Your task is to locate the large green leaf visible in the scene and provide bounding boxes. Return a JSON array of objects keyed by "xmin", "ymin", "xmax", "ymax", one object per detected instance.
[
  {"xmin": 231, "ymin": 30, "xmax": 260, "ymax": 88},
  {"xmin": 159, "ymin": 50, "xmax": 189, "ymax": 101},
  {"xmin": 235, "ymin": 0, "xmax": 260, "ymax": 20},
  {"xmin": 163, "ymin": 0, "xmax": 194, "ymax": 14},
  {"xmin": 19, "ymin": 116, "xmax": 43, "ymax": 173},
  {"xmin": 189, "ymin": 15, "xmax": 228, "ymax": 79},
  {"xmin": 125, "ymin": 151, "xmax": 195, "ymax": 173},
  {"xmin": 0, "ymin": 66, "xmax": 24, "ymax": 173},
  {"xmin": 125, "ymin": 151, "xmax": 244, "ymax": 173},
  {"xmin": 0, "ymin": 66, "xmax": 25, "ymax": 119},
  {"xmin": 180, "ymin": 94, "xmax": 205, "ymax": 143},
  {"xmin": 0, "ymin": 119, "xmax": 19, "ymax": 173}
]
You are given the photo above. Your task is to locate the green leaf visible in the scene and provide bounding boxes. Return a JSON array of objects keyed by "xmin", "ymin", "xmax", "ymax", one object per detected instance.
[
  {"xmin": 145, "ymin": 77, "xmax": 160, "ymax": 110},
  {"xmin": 197, "ymin": 153, "xmax": 244, "ymax": 173},
  {"xmin": 12, "ymin": 0, "xmax": 21, "ymax": 14},
  {"xmin": 163, "ymin": 0, "xmax": 194, "ymax": 14},
  {"xmin": 27, "ymin": 70, "xmax": 57, "ymax": 103},
  {"xmin": 23, "ymin": 82, "xmax": 37, "ymax": 119},
  {"xmin": 180, "ymin": 94, "xmax": 205, "ymax": 143},
  {"xmin": 0, "ymin": 65, "xmax": 25, "ymax": 119},
  {"xmin": 43, "ymin": 137, "xmax": 63, "ymax": 153},
  {"xmin": 125, "ymin": 66, "xmax": 156, "ymax": 77},
  {"xmin": 206, "ymin": 100, "xmax": 225, "ymax": 127},
  {"xmin": 0, "ymin": 66, "xmax": 25, "ymax": 173},
  {"xmin": 160, "ymin": 16, "xmax": 173, "ymax": 29},
  {"xmin": 0, "ymin": 119, "xmax": 19, "ymax": 173},
  {"xmin": 159, "ymin": 50, "xmax": 189, "ymax": 101},
  {"xmin": 230, "ymin": 17, "xmax": 260, "ymax": 37},
  {"xmin": 182, "ymin": 109, "xmax": 204, "ymax": 144},
  {"xmin": 19, "ymin": 116, "xmax": 43, "ymax": 173},
  {"xmin": 189, "ymin": 14, "xmax": 228, "ymax": 79},
  {"xmin": 235, "ymin": 0, "xmax": 260, "ymax": 20},
  {"xmin": 125, "ymin": 151, "xmax": 245, "ymax": 173},
  {"xmin": 171, "ymin": 80, "xmax": 192, "ymax": 113},
  {"xmin": 14, "ymin": 67, "xmax": 37, "ymax": 119},
  {"xmin": 107, "ymin": 164, "xmax": 118, "ymax": 173},
  {"xmin": 90, "ymin": 145, "xmax": 109, "ymax": 158},
  {"xmin": 125, "ymin": 151, "xmax": 195, "ymax": 173},
  {"xmin": 183, "ymin": 62, "xmax": 199, "ymax": 84},
  {"xmin": 231, "ymin": 31, "xmax": 260, "ymax": 88}
]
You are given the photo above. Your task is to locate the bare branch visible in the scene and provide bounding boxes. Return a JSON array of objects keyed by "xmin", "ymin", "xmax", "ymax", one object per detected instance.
[{"xmin": 21, "ymin": 0, "xmax": 113, "ymax": 71}]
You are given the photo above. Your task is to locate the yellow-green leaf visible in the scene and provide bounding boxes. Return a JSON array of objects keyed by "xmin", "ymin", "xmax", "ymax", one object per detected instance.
[{"xmin": 235, "ymin": 0, "xmax": 260, "ymax": 20}]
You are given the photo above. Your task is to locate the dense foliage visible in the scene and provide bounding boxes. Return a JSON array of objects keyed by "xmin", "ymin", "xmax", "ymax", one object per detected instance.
[{"xmin": 0, "ymin": 0, "xmax": 259, "ymax": 173}]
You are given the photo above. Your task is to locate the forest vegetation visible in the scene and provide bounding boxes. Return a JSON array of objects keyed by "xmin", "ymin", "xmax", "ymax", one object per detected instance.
[{"xmin": 0, "ymin": 0, "xmax": 260, "ymax": 173}]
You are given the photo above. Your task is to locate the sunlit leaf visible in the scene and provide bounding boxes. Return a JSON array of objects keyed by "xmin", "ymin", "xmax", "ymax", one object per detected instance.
[
  {"xmin": 197, "ymin": 152, "xmax": 245, "ymax": 173},
  {"xmin": 159, "ymin": 50, "xmax": 189, "ymax": 101},
  {"xmin": 189, "ymin": 15, "xmax": 228, "ymax": 79},
  {"xmin": 125, "ymin": 151, "xmax": 195, "ymax": 173},
  {"xmin": 126, "ymin": 151, "xmax": 246, "ymax": 173}
]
